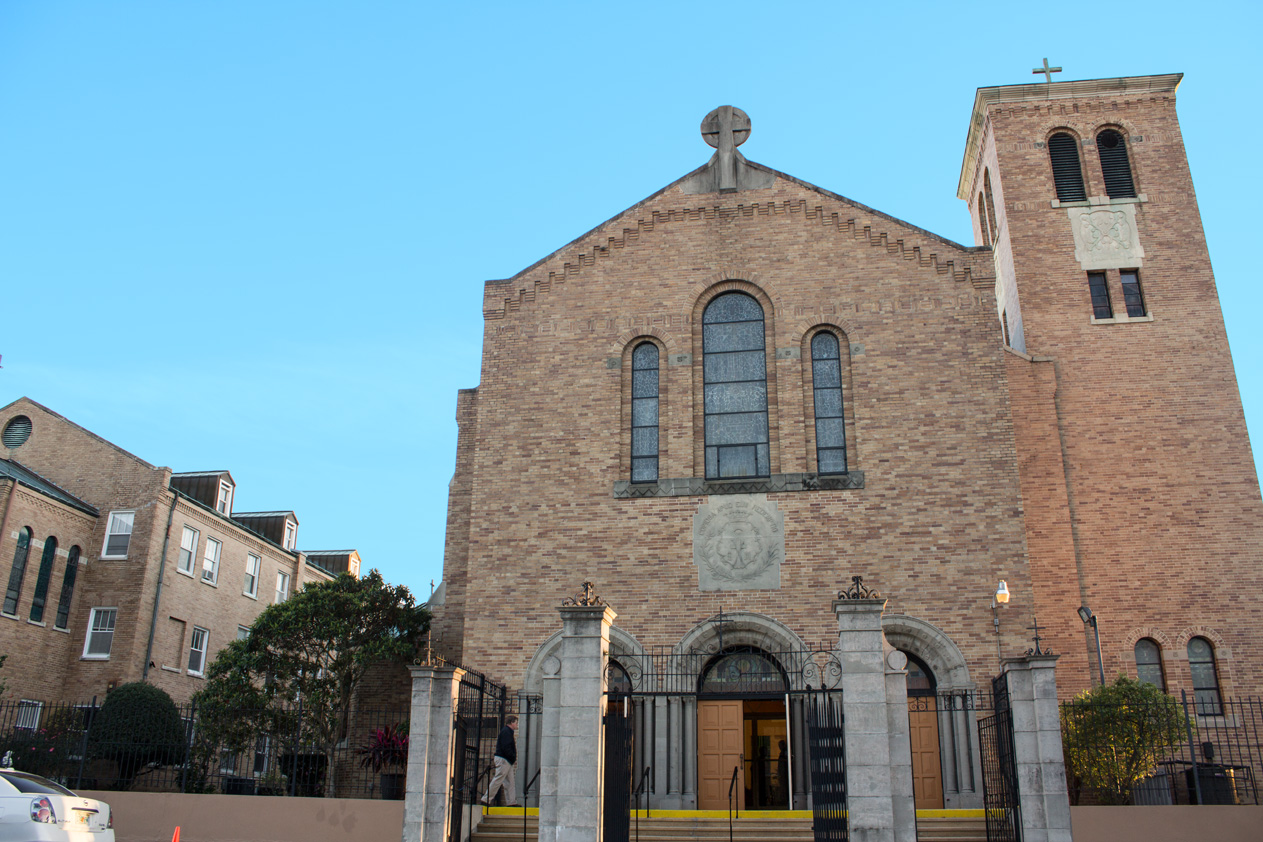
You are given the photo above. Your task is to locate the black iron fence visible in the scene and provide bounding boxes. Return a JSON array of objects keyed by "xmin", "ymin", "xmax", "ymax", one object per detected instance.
[
  {"xmin": 0, "ymin": 698, "xmax": 410, "ymax": 799},
  {"xmin": 1061, "ymin": 691, "xmax": 1263, "ymax": 806}
]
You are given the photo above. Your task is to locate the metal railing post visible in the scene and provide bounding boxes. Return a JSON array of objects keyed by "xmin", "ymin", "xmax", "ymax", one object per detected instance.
[
  {"xmin": 1182, "ymin": 691, "xmax": 1203, "ymax": 805},
  {"xmin": 727, "ymin": 764, "xmax": 739, "ymax": 842},
  {"xmin": 179, "ymin": 700, "xmax": 195, "ymax": 793},
  {"xmin": 75, "ymin": 696, "xmax": 96, "ymax": 790}
]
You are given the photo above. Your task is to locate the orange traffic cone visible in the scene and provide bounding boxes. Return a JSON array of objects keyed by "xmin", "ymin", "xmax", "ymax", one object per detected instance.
[{"xmin": 171, "ymin": 828, "xmax": 180, "ymax": 842}]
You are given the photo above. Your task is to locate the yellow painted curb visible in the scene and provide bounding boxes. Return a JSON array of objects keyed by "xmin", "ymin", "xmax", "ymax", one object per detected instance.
[{"xmin": 484, "ymin": 806, "xmax": 539, "ymax": 816}]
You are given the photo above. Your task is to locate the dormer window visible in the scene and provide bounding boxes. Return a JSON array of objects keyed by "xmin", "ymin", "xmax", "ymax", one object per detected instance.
[
  {"xmin": 216, "ymin": 481, "xmax": 233, "ymax": 515},
  {"xmin": 283, "ymin": 522, "xmax": 297, "ymax": 551}
]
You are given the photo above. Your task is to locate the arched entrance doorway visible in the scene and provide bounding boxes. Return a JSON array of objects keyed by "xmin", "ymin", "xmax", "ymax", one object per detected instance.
[
  {"xmin": 904, "ymin": 651, "xmax": 944, "ymax": 809},
  {"xmin": 696, "ymin": 647, "xmax": 791, "ymax": 810}
]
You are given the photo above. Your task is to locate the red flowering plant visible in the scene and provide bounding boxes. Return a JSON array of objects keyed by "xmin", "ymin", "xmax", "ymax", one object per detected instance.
[{"xmin": 356, "ymin": 723, "xmax": 409, "ymax": 773}]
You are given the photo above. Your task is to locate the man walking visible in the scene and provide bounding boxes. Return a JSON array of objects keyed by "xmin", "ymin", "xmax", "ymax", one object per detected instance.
[{"xmin": 482, "ymin": 715, "xmax": 519, "ymax": 807}]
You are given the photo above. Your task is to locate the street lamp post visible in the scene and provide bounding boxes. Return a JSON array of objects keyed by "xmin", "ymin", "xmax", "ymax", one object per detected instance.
[{"xmin": 1077, "ymin": 605, "xmax": 1106, "ymax": 685}]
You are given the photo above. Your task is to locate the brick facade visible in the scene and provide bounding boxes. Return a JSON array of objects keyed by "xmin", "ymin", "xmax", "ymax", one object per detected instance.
[
  {"xmin": 433, "ymin": 75, "xmax": 1263, "ymax": 706},
  {"xmin": 0, "ymin": 397, "xmax": 341, "ymax": 705}
]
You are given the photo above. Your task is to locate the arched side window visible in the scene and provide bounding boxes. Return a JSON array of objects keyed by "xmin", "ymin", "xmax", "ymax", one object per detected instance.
[
  {"xmin": 3, "ymin": 527, "xmax": 32, "ymax": 616},
  {"xmin": 1097, "ymin": 129, "xmax": 1137, "ymax": 198},
  {"xmin": 983, "ymin": 170, "xmax": 999, "ymax": 245},
  {"xmin": 1048, "ymin": 132, "xmax": 1087, "ymax": 202},
  {"xmin": 902, "ymin": 651, "xmax": 938, "ymax": 697},
  {"xmin": 1188, "ymin": 636, "xmax": 1223, "ymax": 715},
  {"xmin": 703, "ymin": 292, "xmax": 769, "ymax": 480},
  {"xmin": 810, "ymin": 332, "xmax": 846, "ymax": 475},
  {"xmin": 28, "ymin": 536, "xmax": 57, "ymax": 623},
  {"xmin": 1134, "ymin": 638, "xmax": 1166, "ymax": 690},
  {"xmin": 977, "ymin": 191, "xmax": 991, "ymax": 247},
  {"xmin": 630, "ymin": 342, "xmax": 660, "ymax": 483},
  {"xmin": 54, "ymin": 546, "xmax": 80, "ymax": 630}
]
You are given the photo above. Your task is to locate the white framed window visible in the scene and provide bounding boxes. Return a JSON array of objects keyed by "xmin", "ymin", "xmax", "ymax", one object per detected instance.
[
  {"xmin": 275, "ymin": 571, "xmax": 290, "ymax": 603},
  {"xmin": 177, "ymin": 526, "xmax": 199, "ymax": 575},
  {"xmin": 83, "ymin": 607, "xmax": 117, "ymax": 659},
  {"xmin": 187, "ymin": 626, "xmax": 209, "ymax": 676},
  {"xmin": 283, "ymin": 522, "xmax": 297, "ymax": 551},
  {"xmin": 237, "ymin": 625, "xmax": 250, "ymax": 641},
  {"xmin": 15, "ymin": 700, "xmax": 43, "ymax": 731},
  {"xmin": 201, "ymin": 537, "xmax": 221, "ymax": 584},
  {"xmin": 216, "ymin": 481, "xmax": 233, "ymax": 515},
  {"xmin": 101, "ymin": 511, "xmax": 135, "ymax": 558},
  {"xmin": 244, "ymin": 553, "xmax": 260, "ymax": 598}
]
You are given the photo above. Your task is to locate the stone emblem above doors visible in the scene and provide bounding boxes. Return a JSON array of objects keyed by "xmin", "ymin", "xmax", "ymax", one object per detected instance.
[{"xmin": 693, "ymin": 494, "xmax": 783, "ymax": 591}]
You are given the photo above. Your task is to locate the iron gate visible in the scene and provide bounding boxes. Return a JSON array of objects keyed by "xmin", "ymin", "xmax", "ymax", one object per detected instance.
[
  {"xmin": 979, "ymin": 674, "xmax": 1021, "ymax": 842},
  {"xmin": 448, "ymin": 667, "xmax": 508, "ymax": 842},
  {"xmin": 602, "ymin": 699, "xmax": 635, "ymax": 842},
  {"xmin": 448, "ymin": 715, "xmax": 469, "ymax": 842},
  {"xmin": 804, "ymin": 690, "xmax": 848, "ymax": 842}
]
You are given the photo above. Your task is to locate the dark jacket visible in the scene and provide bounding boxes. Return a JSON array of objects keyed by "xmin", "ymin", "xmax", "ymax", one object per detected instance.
[{"xmin": 495, "ymin": 724, "xmax": 516, "ymax": 765}]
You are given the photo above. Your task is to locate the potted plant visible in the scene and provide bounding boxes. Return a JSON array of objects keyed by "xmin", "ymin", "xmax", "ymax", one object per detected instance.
[{"xmin": 356, "ymin": 724, "xmax": 408, "ymax": 800}]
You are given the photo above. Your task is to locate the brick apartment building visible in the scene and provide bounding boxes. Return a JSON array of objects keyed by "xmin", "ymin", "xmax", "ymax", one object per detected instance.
[
  {"xmin": 0, "ymin": 397, "xmax": 361, "ymax": 708},
  {"xmin": 427, "ymin": 72, "xmax": 1263, "ymax": 810}
]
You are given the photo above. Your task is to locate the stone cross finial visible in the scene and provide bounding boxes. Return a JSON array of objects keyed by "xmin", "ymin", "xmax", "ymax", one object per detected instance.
[
  {"xmin": 1032, "ymin": 58, "xmax": 1062, "ymax": 84},
  {"xmin": 700, "ymin": 106, "xmax": 752, "ymax": 192}
]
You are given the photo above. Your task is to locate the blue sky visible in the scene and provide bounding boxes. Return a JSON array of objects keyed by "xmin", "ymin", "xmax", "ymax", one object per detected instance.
[{"xmin": 2, "ymin": 2, "xmax": 1259, "ymax": 599}]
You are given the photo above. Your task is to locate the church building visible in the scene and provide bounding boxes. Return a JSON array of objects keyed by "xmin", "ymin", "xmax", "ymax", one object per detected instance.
[{"xmin": 428, "ymin": 71, "xmax": 1263, "ymax": 814}]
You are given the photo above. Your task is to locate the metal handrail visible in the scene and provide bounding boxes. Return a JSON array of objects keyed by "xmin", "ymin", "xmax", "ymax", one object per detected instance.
[
  {"xmin": 522, "ymin": 769, "xmax": 541, "ymax": 842},
  {"xmin": 727, "ymin": 764, "xmax": 740, "ymax": 842},
  {"xmin": 633, "ymin": 765, "xmax": 652, "ymax": 841}
]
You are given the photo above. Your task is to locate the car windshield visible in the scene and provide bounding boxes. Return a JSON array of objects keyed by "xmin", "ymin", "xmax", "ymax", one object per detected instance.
[{"xmin": 0, "ymin": 771, "xmax": 75, "ymax": 795}]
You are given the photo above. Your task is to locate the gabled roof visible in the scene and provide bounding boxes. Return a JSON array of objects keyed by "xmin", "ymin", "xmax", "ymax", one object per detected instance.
[
  {"xmin": 233, "ymin": 510, "xmax": 298, "ymax": 521},
  {"xmin": 0, "ymin": 397, "xmax": 155, "ymax": 469},
  {"xmin": 0, "ymin": 459, "xmax": 98, "ymax": 516}
]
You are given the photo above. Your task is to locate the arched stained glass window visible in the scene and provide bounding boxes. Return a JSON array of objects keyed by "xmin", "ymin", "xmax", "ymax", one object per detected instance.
[
  {"xmin": 1048, "ymin": 132, "xmax": 1087, "ymax": 202},
  {"xmin": 28, "ymin": 536, "xmax": 56, "ymax": 623},
  {"xmin": 1134, "ymin": 638, "xmax": 1165, "ymax": 690},
  {"xmin": 983, "ymin": 170, "xmax": 999, "ymax": 245},
  {"xmin": 630, "ymin": 342, "xmax": 659, "ymax": 483},
  {"xmin": 1188, "ymin": 637, "xmax": 1223, "ymax": 715},
  {"xmin": 703, "ymin": 292, "xmax": 769, "ymax": 480},
  {"xmin": 811, "ymin": 332, "xmax": 846, "ymax": 475},
  {"xmin": 698, "ymin": 648, "xmax": 787, "ymax": 696},
  {"xmin": 54, "ymin": 546, "xmax": 80, "ymax": 630},
  {"xmin": 902, "ymin": 652, "xmax": 937, "ymax": 696},
  {"xmin": 3, "ymin": 527, "xmax": 31, "ymax": 616},
  {"xmin": 1097, "ymin": 129, "xmax": 1137, "ymax": 199}
]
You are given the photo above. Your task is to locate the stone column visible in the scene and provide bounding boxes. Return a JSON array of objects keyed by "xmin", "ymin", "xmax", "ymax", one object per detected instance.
[
  {"xmin": 833, "ymin": 593, "xmax": 916, "ymax": 842},
  {"xmin": 538, "ymin": 598, "xmax": 616, "ymax": 842},
  {"xmin": 1001, "ymin": 654, "xmax": 1072, "ymax": 842},
  {"xmin": 883, "ymin": 649, "xmax": 915, "ymax": 842},
  {"xmin": 403, "ymin": 664, "xmax": 464, "ymax": 842}
]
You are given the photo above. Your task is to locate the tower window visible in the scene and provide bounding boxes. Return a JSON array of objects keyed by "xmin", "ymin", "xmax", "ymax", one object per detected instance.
[
  {"xmin": 28, "ymin": 536, "xmax": 56, "ymax": 624},
  {"xmin": 983, "ymin": 170, "xmax": 999, "ymax": 245},
  {"xmin": 977, "ymin": 191, "xmax": 991, "ymax": 247},
  {"xmin": 1087, "ymin": 273, "xmax": 1113, "ymax": 319},
  {"xmin": 1134, "ymin": 638, "xmax": 1166, "ymax": 690},
  {"xmin": 703, "ymin": 292, "xmax": 770, "ymax": 480},
  {"xmin": 1097, "ymin": 130, "xmax": 1137, "ymax": 199},
  {"xmin": 54, "ymin": 546, "xmax": 79, "ymax": 630},
  {"xmin": 810, "ymin": 332, "xmax": 846, "ymax": 475},
  {"xmin": 1120, "ymin": 270, "xmax": 1146, "ymax": 317},
  {"xmin": 1001, "ymin": 310, "xmax": 1012, "ymax": 347},
  {"xmin": 1048, "ymin": 132, "xmax": 1087, "ymax": 202},
  {"xmin": 630, "ymin": 342, "xmax": 660, "ymax": 483}
]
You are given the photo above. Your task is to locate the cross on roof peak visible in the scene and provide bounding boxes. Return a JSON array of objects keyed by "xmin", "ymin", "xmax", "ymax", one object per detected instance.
[{"xmin": 1032, "ymin": 58, "xmax": 1062, "ymax": 84}]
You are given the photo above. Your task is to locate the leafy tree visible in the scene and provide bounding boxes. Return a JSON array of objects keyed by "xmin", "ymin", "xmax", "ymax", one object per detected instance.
[
  {"xmin": 88, "ymin": 682, "xmax": 185, "ymax": 789},
  {"xmin": 1061, "ymin": 675, "xmax": 1188, "ymax": 805},
  {"xmin": 194, "ymin": 570, "xmax": 428, "ymax": 797}
]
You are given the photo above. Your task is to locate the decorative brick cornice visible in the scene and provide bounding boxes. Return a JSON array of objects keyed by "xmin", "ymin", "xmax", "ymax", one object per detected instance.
[{"xmin": 484, "ymin": 198, "xmax": 986, "ymax": 321}]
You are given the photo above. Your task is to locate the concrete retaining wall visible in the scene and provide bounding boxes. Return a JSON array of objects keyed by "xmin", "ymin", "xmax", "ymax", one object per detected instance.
[
  {"xmin": 1071, "ymin": 805, "xmax": 1263, "ymax": 842},
  {"xmin": 81, "ymin": 791, "xmax": 403, "ymax": 842}
]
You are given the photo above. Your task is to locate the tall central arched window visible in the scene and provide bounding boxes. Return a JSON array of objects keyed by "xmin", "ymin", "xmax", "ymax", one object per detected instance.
[
  {"xmin": 703, "ymin": 292, "xmax": 769, "ymax": 479},
  {"xmin": 28, "ymin": 536, "xmax": 57, "ymax": 623}
]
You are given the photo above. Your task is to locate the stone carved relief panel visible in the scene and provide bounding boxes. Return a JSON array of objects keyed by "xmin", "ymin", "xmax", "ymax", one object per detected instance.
[
  {"xmin": 1069, "ymin": 203, "xmax": 1144, "ymax": 270},
  {"xmin": 692, "ymin": 494, "xmax": 783, "ymax": 591}
]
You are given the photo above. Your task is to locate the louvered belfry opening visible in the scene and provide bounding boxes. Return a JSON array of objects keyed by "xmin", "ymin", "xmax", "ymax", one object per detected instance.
[
  {"xmin": 1048, "ymin": 132, "xmax": 1087, "ymax": 202},
  {"xmin": 1096, "ymin": 129, "xmax": 1137, "ymax": 198}
]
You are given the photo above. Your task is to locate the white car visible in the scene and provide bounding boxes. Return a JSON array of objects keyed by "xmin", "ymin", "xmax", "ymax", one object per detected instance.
[{"xmin": 0, "ymin": 769, "xmax": 114, "ymax": 841}]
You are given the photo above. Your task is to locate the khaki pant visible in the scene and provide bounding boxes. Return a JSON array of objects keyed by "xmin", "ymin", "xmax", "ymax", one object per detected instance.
[{"xmin": 483, "ymin": 756, "xmax": 516, "ymax": 805}]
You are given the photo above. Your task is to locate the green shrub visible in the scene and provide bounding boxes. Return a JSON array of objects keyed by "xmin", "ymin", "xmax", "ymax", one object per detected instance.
[{"xmin": 87, "ymin": 683, "xmax": 185, "ymax": 789}]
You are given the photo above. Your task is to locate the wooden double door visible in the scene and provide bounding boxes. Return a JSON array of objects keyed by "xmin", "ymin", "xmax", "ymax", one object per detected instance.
[{"xmin": 697, "ymin": 699, "xmax": 789, "ymax": 810}]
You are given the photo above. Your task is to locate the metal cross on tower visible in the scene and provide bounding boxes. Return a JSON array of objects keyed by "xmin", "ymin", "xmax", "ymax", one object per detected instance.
[{"xmin": 1032, "ymin": 58, "xmax": 1062, "ymax": 84}]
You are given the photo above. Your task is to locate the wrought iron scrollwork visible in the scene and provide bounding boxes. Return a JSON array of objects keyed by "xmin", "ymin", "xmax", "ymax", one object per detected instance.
[
  {"xmin": 800, "ymin": 649, "xmax": 844, "ymax": 691},
  {"xmin": 562, "ymin": 580, "xmax": 605, "ymax": 607},
  {"xmin": 838, "ymin": 575, "xmax": 881, "ymax": 600}
]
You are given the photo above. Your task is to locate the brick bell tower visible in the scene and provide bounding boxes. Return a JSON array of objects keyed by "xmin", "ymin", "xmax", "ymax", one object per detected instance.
[{"xmin": 958, "ymin": 72, "xmax": 1263, "ymax": 697}]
